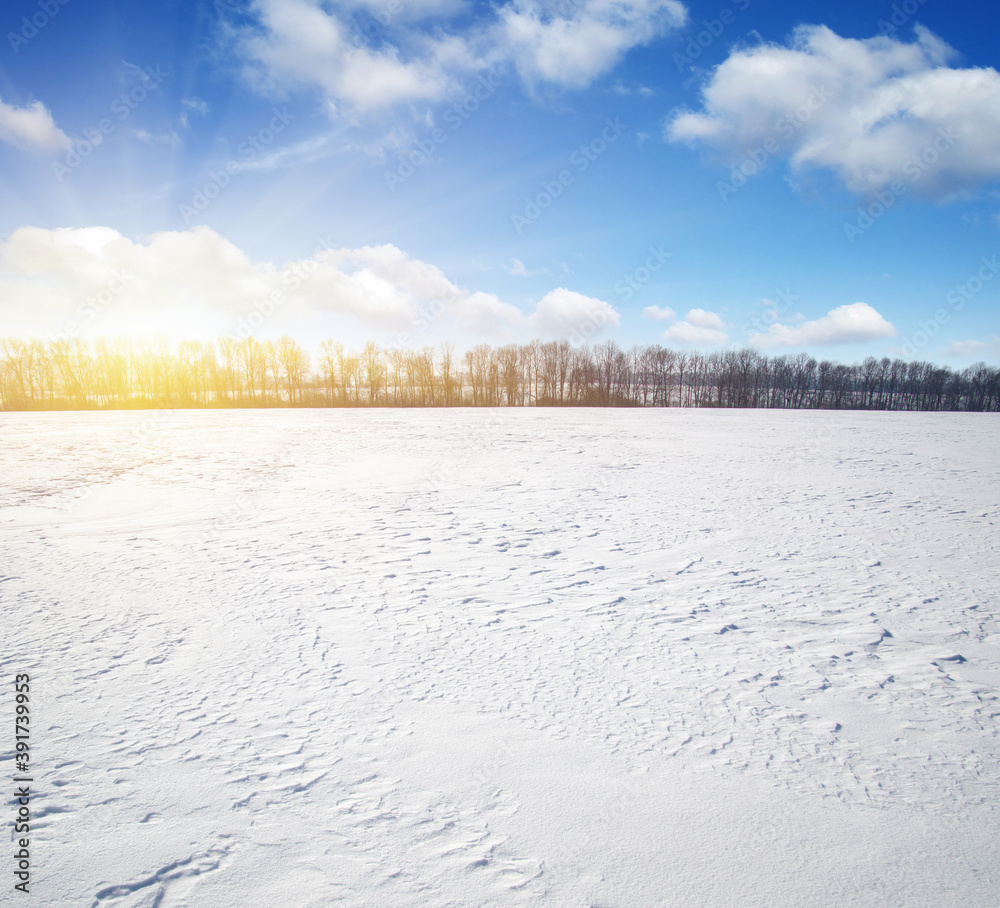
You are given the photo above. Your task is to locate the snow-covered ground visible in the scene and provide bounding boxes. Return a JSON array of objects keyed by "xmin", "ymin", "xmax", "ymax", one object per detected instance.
[{"xmin": 2, "ymin": 408, "xmax": 999, "ymax": 907}]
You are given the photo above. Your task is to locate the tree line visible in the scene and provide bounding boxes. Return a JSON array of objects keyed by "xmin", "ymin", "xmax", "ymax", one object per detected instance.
[{"xmin": 1, "ymin": 336, "xmax": 998, "ymax": 412}]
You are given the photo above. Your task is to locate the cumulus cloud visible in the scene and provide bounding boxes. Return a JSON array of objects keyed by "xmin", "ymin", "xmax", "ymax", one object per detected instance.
[
  {"xmin": 642, "ymin": 305, "xmax": 675, "ymax": 321},
  {"xmin": 667, "ymin": 25, "xmax": 1000, "ymax": 199},
  {"xmin": 496, "ymin": 0, "xmax": 686, "ymax": 89},
  {"xmin": 684, "ymin": 307, "xmax": 724, "ymax": 330},
  {"xmin": 237, "ymin": 0, "xmax": 458, "ymax": 112},
  {"xmin": 234, "ymin": 0, "xmax": 687, "ymax": 114},
  {"xmin": 527, "ymin": 287, "xmax": 619, "ymax": 336},
  {"xmin": 749, "ymin": 302, "xmax": 895, "ymax": 348},
  {"xmin": 1, "ymin": 226, "xmax": 275, "ymax": 337},
  {"xmin": 663, "ymin": 308, "xmax": 727, "ymax": 345},
  {"xmin": 0, "ymin": 226, "xmax": 531, "ymax": 339},
  {"xmin": 320, "ymin": 243, "xmax": 523, "ymax": 332},
  {"xmin": 0, "ymin": 96, "xmax": 70, "ymax": 152}
]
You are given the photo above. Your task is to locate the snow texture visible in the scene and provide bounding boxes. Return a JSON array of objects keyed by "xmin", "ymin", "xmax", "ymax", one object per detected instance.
[{"xmin": 2, "ymin": 408, "xmax": 999, "ymax": 907}]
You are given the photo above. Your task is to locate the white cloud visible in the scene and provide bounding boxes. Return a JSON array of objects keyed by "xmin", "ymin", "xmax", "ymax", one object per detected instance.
[
  {"xmin": 0, "ymin": 226, "xmax": 274, "ymax": 338},
  {"xmin": 238, "ymin": 0, "xmax": 467, "ymax": 113},
  {"xmin": 0, "ymin": 97, "xmax": 70, "ymax": 152},
  {"xmin": 663, "ymin": 310, "xmax": 727, "ymax": 345},
  {"xmin": 319, "ymin": 243, "xmax": 523, "ymax": 331},
  {"xmin": 179, "ymin": 97, "xmax": 210, "ymax": 128},
  {"xmin": 234, "ymin": 0, "xmax": 687, "ymax": 114},
  {"xmin": 947, "ymin": 336, "xmax": 1000, "ymax": 358},
  {"xmin": 527, "ymin": 287, "xmax": 619, "ymax": 336},
  {"xmin": 947, "ymin": 339, "xmax": 985, "ymax": 356},
  {"xmin": 667, "ymin": 25, "xmax": 1000, "ymax": 199},
  {"xmin": 496, "ymin": 0, "xmax": 686, "ymax": 90},
  {"xmin": 749, "ymin": 302, "xmax": 895, "ymax": 348},
  {"xmin": 641, "ymin": 305, "xmax": 675, "ymax": 321},
  {"xmin": 182, "ymin": 97, "xmax": 210, "ymax": 115},
  {"xmin": 130, "ymin": 128, "xmax": 181, "ymax": 146},
  {"xmin": 0, "ymin": 226, "xmax": 598, "ymax": 340},
  {"xmin": 505, "ymin": 258, "xmax": 552, "ymax": 277},
  {"xmin": 239, "ymin": 134, "xmax": 333, "ymax": 171},
  {"xmin": 684, "ymin": 307, "xmax": 724, "ymax": 330}
]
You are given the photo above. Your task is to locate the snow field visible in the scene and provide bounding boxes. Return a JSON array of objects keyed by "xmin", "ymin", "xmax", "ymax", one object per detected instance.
[{"xmin": 1, "ymin": 408, "xmax": 998, "ymax": 906}]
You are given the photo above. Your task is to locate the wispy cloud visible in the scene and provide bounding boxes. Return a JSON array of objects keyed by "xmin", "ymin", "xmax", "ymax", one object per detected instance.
[
  {"xmin": 238, "ymin": 133, "xmax": 333, "ymax": 171},
  {"xmin": 505, "ymin": 258, "xmax": 551, "ymax": 277},
  {"xmin": 947, "ymin": 336, "xmax": 999, "ymax": 358},
  {"xmin": 130, "ymin": 128, "xmax": 181, "ymax": 146},
  {"xmin": 183, "ymin": 97, "xmax": 210, "ymax": 115}
]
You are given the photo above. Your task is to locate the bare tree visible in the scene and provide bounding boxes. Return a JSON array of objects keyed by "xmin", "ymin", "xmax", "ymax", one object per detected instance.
[
  {"xmin": 279, "ymin": 336, "xmax": 309, "ymax": 404},
  {"xmin": 1, "ymin": 335, "xmax": 997, "ymax": 413},
  {"xmin": 362, "ymin": 341, "xmax": 384, "ymax": 404},
  {"xmin": 318, "ymin": 340, "xmax": 340, "ymax": 404},
  {"xmin": 440, "ymin": 341, "xmax": 456, "ymax": 405}
]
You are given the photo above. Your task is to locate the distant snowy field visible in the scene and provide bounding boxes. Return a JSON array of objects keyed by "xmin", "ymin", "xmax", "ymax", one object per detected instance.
[{"xmin": 2, "ymin": 409, "xmax": 999, "ymax": 907}]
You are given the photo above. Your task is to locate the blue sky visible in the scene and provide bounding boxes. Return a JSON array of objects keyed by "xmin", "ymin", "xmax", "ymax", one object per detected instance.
[{"xmin": 1, "ymin": 0, "xmax": 999, "ymax": 363}]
